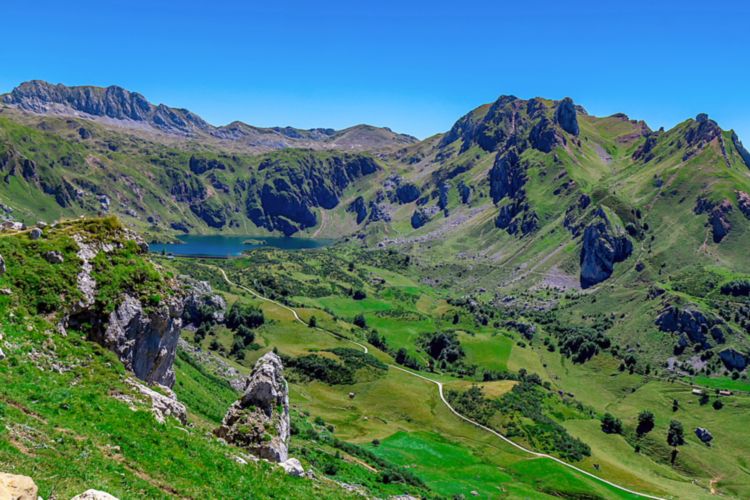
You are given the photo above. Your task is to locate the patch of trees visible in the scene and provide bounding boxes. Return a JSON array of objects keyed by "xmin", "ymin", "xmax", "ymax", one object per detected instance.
[
  {"xmin": 720, "ymin": 279, "xmax": 750, "ymax": 297},
  {"xmin": 444, "ymin": 385, "xmax": 501, "ymax": 425},
  {"xmin": 446, "ymin": 378, "xmax": 591, "ymax": 462},
  {"xmin": 420, "ymin": 331, "xmax": 465, "ymax": 365},
  {"xmin": 499, "ymin": 380, "xmax": 591, "ymax": 461},
  {"xmin": 283, "ymin": 354, "xmax": 356, "ymax": 385},
  {"xmin": 226, "ymin": 302, "xmax": 265, "ymax": 330},
  {"xmin": 282, "ymin": 348, "xmax": 387, "ymax": 385}
]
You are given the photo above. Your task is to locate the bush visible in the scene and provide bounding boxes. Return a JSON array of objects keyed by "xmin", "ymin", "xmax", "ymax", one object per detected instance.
[
  {"xmin": 713, "ymin": 399, "xmax": 724, "ymax": 410},
  {"xmin": 352, "ymin": 289, "xmax": 367, "ymax": 300},
  {"xmin": 353, "ymin": 313, "xmax": 367, "ymax": 328},
  {"xmin": 601, "ymin": 413, "xmax": 623, "ymax": 434},
  {"xmin": 667, "ymin": 420, "xmax": 685, "ymax": 447}
]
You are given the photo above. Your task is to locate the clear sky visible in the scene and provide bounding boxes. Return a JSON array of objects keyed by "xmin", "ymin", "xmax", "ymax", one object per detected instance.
[{"xmin": 1, "ymin": 1, "xmax": 748, "ymax": 141}]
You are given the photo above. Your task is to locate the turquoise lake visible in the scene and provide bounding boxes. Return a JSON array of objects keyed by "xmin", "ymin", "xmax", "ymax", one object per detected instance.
[{"xmin": 150, "ymin": 234, "xmax": 332, "ymax": 258}]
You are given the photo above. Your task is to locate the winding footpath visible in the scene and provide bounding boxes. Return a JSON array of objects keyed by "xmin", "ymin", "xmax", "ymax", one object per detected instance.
[{"xmin": 216, "ymin": 267, "xmax": 665, "ymax": 500}]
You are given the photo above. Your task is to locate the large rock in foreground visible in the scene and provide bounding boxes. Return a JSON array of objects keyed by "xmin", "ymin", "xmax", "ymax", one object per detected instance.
[
  {"xmin": 580, "ymin": 207, "xmax": 633, "ymax": 288},
  {"xmin": 0, "ymin": 473, "xmax": 38, "ymax": 500},
  {"xmin": 215, "ymin": 352, "xmax": 290, "ymax": 462}
]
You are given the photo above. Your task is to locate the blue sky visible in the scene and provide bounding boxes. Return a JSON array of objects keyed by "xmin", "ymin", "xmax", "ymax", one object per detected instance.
[{"xmin": 1, "ymin": 1, "xmax": 748, "ymax": 141}]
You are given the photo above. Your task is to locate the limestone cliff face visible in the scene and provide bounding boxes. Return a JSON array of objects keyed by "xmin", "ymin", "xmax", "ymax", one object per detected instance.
[
  {"xmin": 97, "ymin": 295, "xmax": 183, "ymax": 388},
  {"xmin": 580, "ymin": 207, "xmax": 633, "ymax": 288},
  {"xmin": 65, "ymin": 228, "xmax": 184, "ymax": 388},
  {"xmin": 215, "ymin": 352, "xmax": 290, "ymax": 462}
]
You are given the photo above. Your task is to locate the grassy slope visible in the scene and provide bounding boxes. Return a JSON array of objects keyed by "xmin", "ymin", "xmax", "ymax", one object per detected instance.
[
  {"xmin": 169, "ymin": 250, "xmax": 724, "ymax": 499},
  {"xmin": 0, "ymin": 220, "xmax": 349, "ymax": 499}
]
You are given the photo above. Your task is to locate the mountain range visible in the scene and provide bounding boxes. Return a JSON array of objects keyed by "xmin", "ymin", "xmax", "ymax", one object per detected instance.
[{"xmin": 4, "ymin": 79, "xmax": 750, "ymax": 499}]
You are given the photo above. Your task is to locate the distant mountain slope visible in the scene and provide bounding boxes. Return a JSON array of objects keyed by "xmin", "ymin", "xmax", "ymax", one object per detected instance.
[{"xmin": 2, "ymin": 80, "xmax": 417, "ymax": 152}]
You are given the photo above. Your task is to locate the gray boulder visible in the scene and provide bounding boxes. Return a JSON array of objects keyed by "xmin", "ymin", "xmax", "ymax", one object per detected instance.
[
  {"xmin": 71, "ymin": 490, "xmax": 119, "ymax": 500},
  {"xmin": 580, "ymin": 207, "xmax": 633, "ymax": 288},
  {"xmin": 181, "ymin": 277, "xmax": 226, "ymax": 325},
  {"xmin": 280, "ymin": 457, "xmax": 305, "ymax": 476},
  {"xmin": 127, "ymin": 379, "xmax": 187, "ymax": 424},
  {"xmin": 695, "ymin": 427, "xmax": 713, "ymax": 443},
  {"xmin": 29, "ymin": 227, "xmax": 42, "ymax": 240},
  {"xmin": 44, "ymin": 250, "xmax": 65, "ymax": 264},
  {"xmin": 0, "ymin": 254, "xmax": 5, "ymax": 275},
  {"xmin": 215, "ymin": 352, "xmax": 290, "ymax": 462}
]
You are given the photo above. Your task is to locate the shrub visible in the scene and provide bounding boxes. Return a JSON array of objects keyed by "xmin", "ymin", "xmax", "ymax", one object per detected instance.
[
  {"xmin": 667, "ymin": 420, "xmax": 685, "ymax": 447},
  {"xmin": 353, "ymin": 313, "xmax": 367, "ymax": 328},
  {"xmin": 601, "ymin": 413, "xmax": 623, "ymax": 434}
]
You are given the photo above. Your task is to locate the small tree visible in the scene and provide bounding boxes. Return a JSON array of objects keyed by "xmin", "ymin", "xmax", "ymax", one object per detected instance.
[
  {"xmin": 713, "ymin": 399, "xmax": 724, "ymax": 410},
  {"xmin": 353, "ymin": 313, "xmax": 367, "ymax": 328},
  {"xmin": 636, "ymin": 410, "xmax": 655, "ymax": 437},
  {"xmin": 699, "ymin": 392, "xmax": 709, "ymax": 405},
  {"xmin": 667, "ymin": 420, "xmax": 685, "ymax": 447},
  {"xmin": 308, "ymin": 315, "xmax": 318, "ymax": 328},
  {"xmin": 601, "ymin": 413, "xmax": 623, "ymax": 434},
  {"xmin": 672, "ymin": 399, "xmax": 679, "ymax": 412}
]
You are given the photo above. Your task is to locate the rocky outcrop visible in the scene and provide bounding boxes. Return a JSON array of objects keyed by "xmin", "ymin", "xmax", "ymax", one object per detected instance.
[
  {"xmin": 215, "ymin": 352, "xmax": 290, "ymax": 462},
  {"xmin": 0, "ymin": 255, "xmax": 5, "ymax": 275},
  {"xmin": 0, "ymin": 473, "xmax": 38, "ymax": 499},
  {"xmin": 127, "ymin": 378, "xmax": 187, "ymax": 424},
  {"xmin": 694, "ymin": 197, "xmax": 733, "ymax": 243},
  {"xmin": 579, "ymin": 207, "xmax": 632, "ymax": 288},
  {"xmin": 44, "ymin": 250, "xmax": 64, "ymax": 264},
  {"xmin": 366, "ymin": 191, "xmax": 391, "ymax": 223},
  {"xmin": 564, "ymin": 194, "xmax": 591, "ymax": 236},
  {"xmin": 495, "ymin": 199, "xmax": 538, "ymax": 236},
  {"xmin": 189, "ymin": 155, "xmax": 227, "ymax": 175},
  {"xmin": 346, "ymin": 196, "xmax": 367, "ymax": 224},
  {"xmin": 411, "ymin": 206, "xmax": 440, "ymax": 229},
  {"xmin": 489, "ymin": 148, "xmax": 526, "ymax": 203},
  {"xmin": 395, "ymin": 183, "xmax": 420, "ymax": 204},
  {"xmin": 189, "ymin": 198, "xmax": 228, "ymax": 229},
  {"xmin": 181, "ymin": 278, "xmax": 226, "ymax": 325},
  {"xmin": 245, "ymin": 152, "xmax": 379, "ymax": 235},
  {"xmin": 457, "ymin": 181, "xmax": 472, "ymax": 204},
  {"xmin": 530, "ymin": 115, "xmax": 563, "ymax": 152},
  {"xmin": 719, "ymin": 348, "xmax": 747, "ymax": 371},
  {"xmin": 96, "ymin": 295, "xmax": 183, "ymax": 388},
  {"xmin": 656, "ymin": 305, "xmax": 723, "ymax": 349},
  {"xmin": 3, "ymin": 80, "xmax": 210, "ymax": 135},
  {"xmin": 732, "ymin": 132, "xmax": 750, "ymax": 169},
  {"xmin": 736, "ymin": 191, "xmax": 750, "ymax": 219},
  {"xmin": 437, "ymin": 182, "xmax": 451, "ymax": 213},
  {"xmin": 555, "ymin": 97, "xmax": 579, "ymax": 136}
]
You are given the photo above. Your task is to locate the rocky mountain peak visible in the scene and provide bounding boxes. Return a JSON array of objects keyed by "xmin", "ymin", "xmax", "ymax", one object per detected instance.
[{"xmin": 3, "ymin": 80, "xmax": 210, "ymax": 135}]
